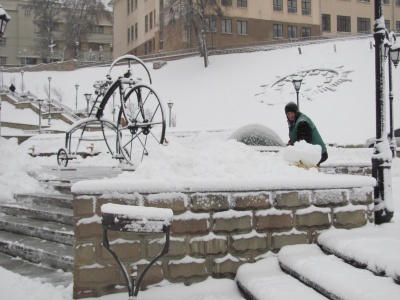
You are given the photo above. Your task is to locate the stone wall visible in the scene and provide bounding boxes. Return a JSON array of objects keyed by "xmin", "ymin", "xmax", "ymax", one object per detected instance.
[{"xmin": 72, "ymin": 182, "xmax": 374, "ymax": 299}]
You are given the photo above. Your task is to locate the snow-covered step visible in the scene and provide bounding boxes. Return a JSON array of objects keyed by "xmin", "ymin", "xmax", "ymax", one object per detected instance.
[
  {"xmin": 0, "ymin": 203, "xmax": 73, "ymax": 225},
  {"xmin": 0, "ymin": 252, "xmax": 72, "ymax": 287},
  {"xmin": 0, "ymin": 215, "xmax": 74, "ymax": 245},
  {"xmin": 317, "ymin": 227, "xmax": 400, "ymax": 283},
  {"xmin": 0, "ymin": 231, "xmax": 73, "ymax": 272},
  {"xmin": 14, "ymin": 193, "xmax": 74, "ymax": 209},
  {"xmin": 46, "ymin": 182, "xmax": 73, "ymax": 194},
  {"xmin": 236, "ymin": 255, "xmax": 328, "ymax": 299},
  {"xmin": 278, "ymin": 244, "xmax": 400, "ymax": 300}
]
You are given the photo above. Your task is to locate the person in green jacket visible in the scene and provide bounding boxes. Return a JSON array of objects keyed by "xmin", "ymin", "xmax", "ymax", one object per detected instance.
[{"xmin": 285, "ymin": 102, "xmax": 328, "ymax": 166}]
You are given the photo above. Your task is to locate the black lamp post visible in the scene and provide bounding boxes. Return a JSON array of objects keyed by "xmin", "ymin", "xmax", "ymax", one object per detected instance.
[
  {"xmin": 84, "ymin": 93, "xmax": 92, "ymax": 116},
  {"xmin": 0, "ymin": 5, "xmax": 10, "ymax": 141},
  {"xmin": 167, "ymin": 101, "xmax": 173, "ymax": 127},
  {"xmin": 75, "ymin": 84, "xmax": 79, "ymax": 110},
  {"xmin": 48, "ymin": 76, "xmax": 52, "ymax": 125},
  {"xmin": 292, "ymin": 78, "xmax": 303, "ymax": 109},
  {"xmin": 372, "ymin": 0, "xmax": 393, "ymax": 224},
  {"xmin": 37, "ymin": 99, "xmax": 44, "ymax": 134}
]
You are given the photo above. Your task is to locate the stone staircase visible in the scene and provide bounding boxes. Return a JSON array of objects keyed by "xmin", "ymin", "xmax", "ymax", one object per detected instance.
[
  {"xmin": 236, "ymin": 243, "xmax": 400, "ymax": 300},
  {"xmin": 0, "ymin": 181, "xmax": 74, "ymax": 286}
]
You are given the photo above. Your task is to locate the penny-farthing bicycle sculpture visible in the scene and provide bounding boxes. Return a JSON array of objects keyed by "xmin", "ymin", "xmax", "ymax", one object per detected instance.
[{"xmin": 57, "ymin": 55, "xmax": 166, "ymax": 167}]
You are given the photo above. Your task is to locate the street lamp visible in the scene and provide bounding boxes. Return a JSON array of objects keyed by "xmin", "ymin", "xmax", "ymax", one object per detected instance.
[
  {"xmin": 37, "ymin": 99, "xmax": 44, "ymax": 134},
  {"xmin": 292, "ymin": 77, "xmax": 303, "ymax": 109},
  {"xmin": 48, "ymin": 76, "xmax": 52, "ymax": 125},
  {"xmin": 75, "ymin": 41, "xmax": 79, "ymax": 59},
  {"xmin": 84, "ymin": 93, "xmax": 92, "ymax": 116},
  {"xmin": 0, "ymin": 5, "xmax": 11, "ymax": 141},
  {"xmin": 167, "ymin": 101, "xmax": 173, "ymax": 127},
  {"xmin": 20, "ymin": 70, "xmax": 24, "ymax": 95},
  {"xmin": 372, "ymin": 0, "xmax": 394, "ymax": 224},
  {"xmin": 75, "ymin": 84, "xmax": 79, "ymax": 110}
]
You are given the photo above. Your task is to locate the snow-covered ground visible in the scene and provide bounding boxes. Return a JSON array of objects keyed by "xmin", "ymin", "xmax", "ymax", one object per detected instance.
[{"xmin": 1, "ymin": 37, "xmax": 400, "ymax": 299}]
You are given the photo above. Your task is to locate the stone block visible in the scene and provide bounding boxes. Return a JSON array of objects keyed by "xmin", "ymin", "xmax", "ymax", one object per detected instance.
[
  {"xmin": 171, "ymin": 213, "xmax": 209, "ymax": 235},
  {"xmin": 135, "ymin": 263, "xmax": 164, "ymax": 289},
  {"xmin": 191, "ymin": 193, "xmax": 229, "ymax": 212},
  {"xmin": 168, "ymin": 258, "xmax": 208, "ymax": 279},
  {"xmin": 98, "ymin": 239, "xmax": 141, "ymax": 261},
  {"xmin": 271, "ymin": 231, "xmax": 308, "ymax": 250},
  {"xmin": 231, "ymin": 192, "xmax": 271, "ymax": 210},
  {"xmin": 313, "ymin": 189, "xmax": 348, "ymax": 206},
  {"xmin": 147, "ymin": 237, "xmax": 185, "ymax": 258},
  {"xmin": 73, "ymin": 286, "xmax": 98, "ymax": 299},
  {"xmin": 75, "ymin": 242, "xmax": 97, "ymax": 265},
  {"xmin": 213, "ymin": 210, "xmax": 252, "ymax": 233},
  {"xmin": 75, "ymin": 220, "xmax": 103, "ymax": 238},
  {"xmin": 96, "ymin": 195, "xmax": 142, "ymax": 215},
  {"xmin": 145, "ymin": 192, "xmax": 188, "ymax": 213},
  {"xmin": 255, "ymin": 210, "xmax": 293, "ymax": 231},
  {"xmin": 190, "ymin": 234, "xmax": 228, "ymax": 256},
  {"xmin": 295, "ymin": 209, "xmax": 331, "ymax": 229},
  {"xmin": 350, "ymin": 188, "xmax": 374, "ymax": 205},
  {"xmin": 231, "ymin": 232, "xmax": 268, "ymax": 252},
  {"xmin": 74, "ymin": 264, "xmax": 122, "ymax": 285},
  {"xmin": 74, "ymin": 196, "xmax": 95, "ymax": 217},
  {"xmin": 212, "ymin": 256, "xmax": 247, "ymax": 278},
  {"xmin": 274, "ymin": 191, "xmax": 310, "ymax": 208},
  {"xmin": 334, "ymin": 209, "xmax": 367, "ymax": 229}
]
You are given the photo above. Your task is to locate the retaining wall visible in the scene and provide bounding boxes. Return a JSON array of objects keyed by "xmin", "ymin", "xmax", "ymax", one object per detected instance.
[{"xmin": 72, "ymin": 175, "xmax": 375, "ymax": 299}]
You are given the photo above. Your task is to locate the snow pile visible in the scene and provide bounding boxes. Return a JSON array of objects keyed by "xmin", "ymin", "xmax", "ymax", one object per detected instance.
[
  {"xmin": 281, "ymin": 140, "xmax": 321, "ymax": 166},
  {"xmin": 0, "ymin": 138, "xmax": 48, "ymax": 202}
]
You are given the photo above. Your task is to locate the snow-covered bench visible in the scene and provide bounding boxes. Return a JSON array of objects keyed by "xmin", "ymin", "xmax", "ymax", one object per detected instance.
[{"xmin": 101, "ymin": 204, "xmax": 173, "ymax": 299}]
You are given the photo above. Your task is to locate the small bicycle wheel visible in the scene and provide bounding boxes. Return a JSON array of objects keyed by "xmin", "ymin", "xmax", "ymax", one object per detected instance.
[
  {"xmin": 57, "ymin": 148, "xmax": 69, "ymax": 167},
  {"xmin": 117, "ymin": 83, "xmax": 166, "ymax": 165}
]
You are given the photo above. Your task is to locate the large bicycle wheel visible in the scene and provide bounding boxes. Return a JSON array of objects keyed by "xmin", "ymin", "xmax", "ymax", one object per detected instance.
[
  {"xmin": 57, "ymin": 148, "xmax": 69, "ymax": 167},
  {"xmin": 117, "ymin": 83, "xmax": 166, "ymax": 165}
]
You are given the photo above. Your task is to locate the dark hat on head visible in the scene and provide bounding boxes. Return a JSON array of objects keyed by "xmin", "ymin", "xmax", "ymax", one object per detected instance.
[{"xmin": 285, "ymin": 102, "xmax": 299, "ymax": 114}]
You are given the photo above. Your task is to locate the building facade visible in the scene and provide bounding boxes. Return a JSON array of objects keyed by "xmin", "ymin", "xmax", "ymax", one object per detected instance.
[
  {"xmin": 1, "ymin": 0, "xmax": 113, "ymax": 67},
  {"xmin": 111, "ymin": 0, "xmax": 400, "ymax": 58}
]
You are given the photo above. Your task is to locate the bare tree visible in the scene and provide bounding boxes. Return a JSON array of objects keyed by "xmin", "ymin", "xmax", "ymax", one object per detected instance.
[
  {"xmin": 165, "ymin": 0, "xmax": 222, "ymax": 68},
  {"xmin": 62, "ymin": 0, "xmax": 112, "ymax": 60},
  {"xmin": 28, "ymin": 0, "xmax": 62, "ymax": 62},
  {"xmin": 28, "ymin": 0, "xmax": 111, "ymax": 61}
]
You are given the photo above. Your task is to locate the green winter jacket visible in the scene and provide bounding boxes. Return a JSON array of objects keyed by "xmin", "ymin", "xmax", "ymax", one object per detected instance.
[{"xmin": 288, "ymin": 113, "xmax": 327, "ymax": 153}]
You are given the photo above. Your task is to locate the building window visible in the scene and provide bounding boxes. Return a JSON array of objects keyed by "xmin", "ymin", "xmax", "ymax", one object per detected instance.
[
  {"xmin": 127, "ymin": 28, "xmax": 130, "ymax": 43},
  {"xmin": 154, "ymin": 9, "xmax": 156, "ymax": 27},
  {"xmin": 322, "ymin": 14, "xmax": 331, "ymax": 32},
  {"xmin": 127, "ymin": 0, "xmax": 130, "ymax": 14},
  {"xmin": 205, "ymin": 17, "xmax": 216, "ymax": 32},
  {"xmin": 288, "ymin": 25, "xmax": 297, "ymax": 38},
  {"xmin": 273, "ymin": 24, "xmax": 283, "ymax": 38},
  {"xmin": 385, "ymin": 20, "xmax": 390, "ymax": 31},
  {"xmin": 131, "ymin": 25, "xmax": 134, "ymax": 41},
  {"xmin": 150, "ymin": 12, "xmax": 153, "ymax": 30},
  {"xmin": 396, "ymin": 0, "xmax": 400, "ymax": 6},
  {"xmin": 92, "ymin": 26, "xmax": 104, "ymax": 34},
  {"xmin": 397, "ymin": 21, "xmax": 400, "ymax": 32},
  {"xmin": 273, "ymin": 0, "xmax": 283, "ymax": 11},
  {"xmin": 237, "ymin": 20, "xmax": 247, "ymax": 35},
  {"xmin": 383, "ymin": 0, "xmax": 389, "ymax": 4},
  {"xmin": 222, "ymin": 19, "xmax": 232, "ymax": 34},
  {"xmin": 0, "ymin": 38, "xmax": 6, "ymax": 46},
  {"xmin": 222, "ymin": 0, "xmax": 232, "ymax": 6},
  {"xmin": 135, "ymin": 23, "xmax": 138, "ymax": 40},
  {"xmin": 237, "ymin": 0, "xmax": 247, "ymax": 7},
  {"xmin": 301, "ymin": 27, "xmax": 311, "ymax": 38},
  {"xmin": 288, "ymin": 0, "xmax": 297, "ymax": 13},
  {"xmin": 145, "ymin": 15, "xmax": 149, "ymax": 32},
  {"xmin": 337, "ymin": 15, "xmax": 351, "ymax": 32},
  {"xmin": 357, "ymin": 17, "xmax": 371, "ymax": 33},
  {"xmin": 302, "ymin": 0, "xmax": 311, "ymax": 15},
  {"xmin": 0, "ymin": 57, "xmax": 6, "ymax": 65}
]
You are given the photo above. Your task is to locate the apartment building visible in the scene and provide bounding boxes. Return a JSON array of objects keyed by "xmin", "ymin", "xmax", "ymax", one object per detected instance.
[
  {"xmin": 1, "ymin": 0, "xmax": 113, "ymax": 67},
  {"xmin": 112, "ymin": 0, "xmax": 399, "ymax": 58}
]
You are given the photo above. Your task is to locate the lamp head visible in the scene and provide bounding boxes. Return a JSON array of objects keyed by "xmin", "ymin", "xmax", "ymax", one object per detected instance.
[
  {"xmin": 390, "ymin": 40, "xmax": 400, "ymax": 68},
  {"xmin": 167, "ymin": 101, "xmax": 173, "ymax": 109},
  {"xmin": 292, "ymin": 77, "xmax": 303, "ymax": 92}
]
